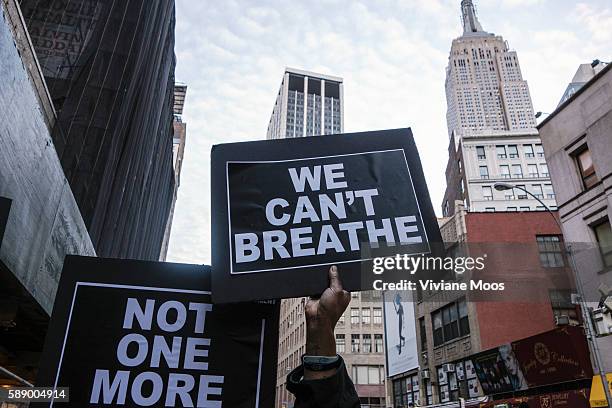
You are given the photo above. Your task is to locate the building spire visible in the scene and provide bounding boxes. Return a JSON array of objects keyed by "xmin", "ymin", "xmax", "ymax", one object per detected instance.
[{"xmin": 461, "ymin": 0, "xmax": 484, "ymax": 34}]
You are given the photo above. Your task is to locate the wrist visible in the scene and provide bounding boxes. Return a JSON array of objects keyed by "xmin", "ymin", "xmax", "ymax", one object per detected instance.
[{"xmin": 305, "ymin": 326, "xmax": 335, "ymax": 357}]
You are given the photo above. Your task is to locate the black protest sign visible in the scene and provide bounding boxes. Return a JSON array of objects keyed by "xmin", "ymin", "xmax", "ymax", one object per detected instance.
[
  {"xmin": 211, "ymin": 128, "xmax": 442, "ymax": 303},
  {"xmin": 33, "ymin": 256, "xmax": 279, "ymax": 407}
]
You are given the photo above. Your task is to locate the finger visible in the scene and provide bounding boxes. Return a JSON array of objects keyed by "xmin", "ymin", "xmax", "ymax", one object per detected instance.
[{"xmin": 328, "ymin": 265, "xmax": 343, "ymax": 292}]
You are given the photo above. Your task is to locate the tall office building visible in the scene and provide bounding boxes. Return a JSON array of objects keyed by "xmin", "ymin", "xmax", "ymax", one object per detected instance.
[
  {"xmin": 160, "ymin": 83, "xmax": 188, "ymax": 261},
  {"xmin": 269, "ymin": 69, "xmax": 386, "ymax": 407},
  {"xmin": 442, "ymin": 0, "xmax": 556, "ymax": 216},
  {"xmin": 267, "ymin": 67, "xmax": 343, "ymax": 140},
  {"xmin": 19, "ymin": 0, "xmax": 177, "ymax": 260}
]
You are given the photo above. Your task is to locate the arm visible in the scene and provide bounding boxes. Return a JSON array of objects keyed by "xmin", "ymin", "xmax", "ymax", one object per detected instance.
[{"xmin": 286, "ymin": 266, "xmax": 360, "ymax": 407}]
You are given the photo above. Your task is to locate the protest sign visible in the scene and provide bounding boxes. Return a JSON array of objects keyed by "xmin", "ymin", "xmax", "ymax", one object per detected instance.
[
  {"xmin": 33, "ymin": 256, "xmax": 279, "ymax": 407},
  {"xmin": 211, "ymin": 128, "xmax": 442, "ymax": 303}
]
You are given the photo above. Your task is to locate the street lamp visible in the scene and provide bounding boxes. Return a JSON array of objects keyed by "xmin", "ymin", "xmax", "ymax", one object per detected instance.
[
  {"xmin": 494, "ymin": 182, "xmax": 612, "ymax": 406},
  {"xmin": 493, "ymin": 183, "xmax": 561, "ymax": 229},
  {"xmin": 535, "ymin": 111, "xmax": 550, "ymax": 119}
]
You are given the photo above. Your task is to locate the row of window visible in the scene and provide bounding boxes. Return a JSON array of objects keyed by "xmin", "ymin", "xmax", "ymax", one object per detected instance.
[
  {"xmin": 476, "ymin": 143, "xmax": 544, "ymax": 160},
  {"xmin": 478, "ymin": 163, "xmax": 549, "ymax": 179},
  {"xmin": 480, "ymin": 184, "xmax": 554, "ymax": 201},
  {"xmin": 345, "ymin": 307, "xmax": 383, "ymax": 325},
  {"xmin": 483, "ymin": 206, "xmax": 557, "ymax": 212},
  {"xmin": 336, "ymin": 333, "xmax": 384, "ymax": 354},
  {"xmin": 350, "ymin": 365, "xmax": 385, "ymax": 385}
]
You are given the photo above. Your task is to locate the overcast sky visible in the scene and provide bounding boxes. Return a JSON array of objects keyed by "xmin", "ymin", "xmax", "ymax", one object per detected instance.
[{"xmin": 166, "ymin": 0, "xmax": 611, "ymax": 265}]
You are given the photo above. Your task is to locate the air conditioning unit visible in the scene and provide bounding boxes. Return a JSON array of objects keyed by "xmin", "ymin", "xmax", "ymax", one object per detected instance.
[
  {"xmin": 555, "ymin": 315, "xmax": 570, "ymax": 326},
  {"xmin": 571, "ymin": 293, "xmax": 582, "ymax": 305},
  {"xmin": 421, "ymin": 369, "xmax": 430, "ymax": 379},
  {"xmin": 443, "ymin": 363, "xmax": 456, "ymax": 373}
]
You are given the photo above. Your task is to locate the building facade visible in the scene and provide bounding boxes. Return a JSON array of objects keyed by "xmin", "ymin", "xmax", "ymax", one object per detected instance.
[
  {"xmin": 160, "ymin": 83, "xmax": 188, "ymax": 261},
  {"xmin": 0, "ymin": 0, "xmax": 95, "ymax": 386},
  {"xmin": 537, "ymin": 62, "xmax": 612, "ymax": 374},
  {"xmin": 275, "ymin": 292, "xmax": 387, "ymax": 408},
  {"xmin": 269, "ymin": 68, "xmax": 386, "ymax": 407},
  {"xmin": 411, "ymin": 204, "xmax": 575, "ymax": 406},
  {"xmin": 442, "ymin": 0, "xmax": 556, "ymax": 216},
  {"xmin": 1, "ymin": 0, "xmax": 177, "ymax": 386},
  {"xmin": 267, "ymin": 68, "xmax": 343, "ymax": 140},
  {"xmin": 19, "ymin": 0, "xmax": 178, "ymax": 260}
]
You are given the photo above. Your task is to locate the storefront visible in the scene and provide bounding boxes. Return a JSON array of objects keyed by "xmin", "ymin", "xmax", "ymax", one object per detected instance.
[
  {"xmin": 430, "ymin": 326, "xmax": 595, "ymax": 407},
  {"xmin": 478, "ymin": 388, "xmax": 591, "ymax": 408}
]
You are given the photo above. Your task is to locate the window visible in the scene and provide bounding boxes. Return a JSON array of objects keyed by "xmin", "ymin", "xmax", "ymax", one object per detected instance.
[
  {"xmin": 432, "ymin": 300, "xmax": 469, "ymax": 346},
  {"xmin": 361, "ymin": 308, "xmax": 371, "ymax": 324},
  {"xmin": 476, "ymin": 146, "xmax": 486, "ymax": 160},
  {"xmin": 540, "ymin": 163, "xmax": 549, "ymax": 177},
  {"xmin": 512, "ymin": 164, "xmax": 523, "ymax": 178},
  {"xmin": 537, "ymin": 235, "xmax": 564, "ymax": 268},
  {"xmin": 485, "ymin": 207, "xmax": 495, "ymax": 212},
  {"xmin": 458, "ymin": 299, "xmax": 469, "ymax": 336},
  {"xmin": 458, "ymin": 159, "xmax": 462, "ymax": 173},
  {"xmin": 524, "ymin": 144, "xmax": 535, "ymax": 158},
  {"xmin": 479, "ymin": 165, "xmax": 489, "ymax": 179},
  {"xmin": 353, "ymin": 365, "xmax": 383, "ymax": 385},
  {"xmin": 516, "ymin": 184, "xmax": 527, "ymax": 199},
  {"xmin": 375, "ymin": 334, "xmax": 384, "ymax": 353},
  {"xmin": 482, "ymin": 186, "xmax": 493, "ymax": 200},
  {"xmin": 500, "ymin": 165, "xmax": 511, "ymax": 179},
  {"xmin": 532, "ymin": 184, "xmax": 544, "ymax": 199},
  {"xmin": 373, "ymin": 307, "xmax": 382, "ymax": 324},
  {"xmin": 594, "ymin": 220, "xmax": 612, "ymax": 268},
  {"xmin": 393, "ymin": 375, "xmax": 419, "ymax": 407},
  {"xmin": 336, "ymin": 334, "xmax": 345, "ymax": 353},
  {"xmin": 549, "ymin": 290, "xmax": 578, "ymax": 320},
  {"xmin": 507, "ymin": 206, "xmax": 518, "ymax": 211},
  {"xmin": 351, "ymin": 334, "xmax": 360, "ymax": 352},
  {"xmin": 433, "ymin": 310, "xmax": 443, "ymax": 346},
  {"xmin": 508, "ymin": 145, "xmax": 519, "ymax": 158},
  {"xmin": 350, "ymin": 308, "xmax": 359, "ymax": 324},
  {"xmin": 419, "ymin": 317, "xmax": 427, "ymax": 349},
  {"xmin": 363, "ymin": 334, "xmax": 372, "ymax": 353},
  {"xmin": 520, "ymin": 206, "xmax": 530, "ymax": 211},
  {"xmin": 575, "ymin": 147, "xmax": 597, "ymax": 189},
  {"xmin": 496, "ymin": 145, "xmax": 507, "ymax": 159},
  {"xmin": 528, "ymin": 164, "xmax": 539, "ymax": 178},
  {"xmin": 535, "ymin": 143, "xmax": 545, "ymax": 157}
]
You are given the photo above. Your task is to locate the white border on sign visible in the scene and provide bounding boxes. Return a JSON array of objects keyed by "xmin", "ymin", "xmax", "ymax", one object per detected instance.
[
  {"xmin": 225, "ymin": 149, "xmax": 430, "ymax": 274},
  {"xmin": 50, "ymin": 282, "xmax": 267, "ymax": 408}
]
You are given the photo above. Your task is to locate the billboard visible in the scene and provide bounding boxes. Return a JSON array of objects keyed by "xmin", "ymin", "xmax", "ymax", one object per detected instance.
[
  {"xmin": 383, "ymin": 290, "xmax": 419, "ymax": 377},
  {"xmin": 33, "ymin": 256, "xmax": 279, "ymax": 407},
  {"xmin": 211, "ymin": 128, "xmax": 442, "ymax": 303}
]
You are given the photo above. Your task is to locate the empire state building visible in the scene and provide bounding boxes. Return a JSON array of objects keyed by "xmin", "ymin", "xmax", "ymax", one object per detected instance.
[{"xmin": 442, "ymin": 0, "xmax": 556, "ymax": 216}]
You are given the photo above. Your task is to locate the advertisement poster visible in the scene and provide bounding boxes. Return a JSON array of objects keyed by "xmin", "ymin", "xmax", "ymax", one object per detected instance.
[
  {"xmin": 512, "ymin": 326, "xmax": 593, "ymax": 388},
  {"xmin": 33, "ymin": 256, "xmax": 279, "ymax": 407},
  {"xmin": 383, "ymin": 290, "xmax": 419, "ymax": 377},
  {"xmin": 211, "ymin": 128, "xmax": 442, "ymax": 303}
]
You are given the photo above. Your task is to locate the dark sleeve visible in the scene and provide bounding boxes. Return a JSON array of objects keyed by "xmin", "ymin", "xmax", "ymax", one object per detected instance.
[{"xmin": 286, "ymin": 357, "xmax": 360, "ymax": 408}]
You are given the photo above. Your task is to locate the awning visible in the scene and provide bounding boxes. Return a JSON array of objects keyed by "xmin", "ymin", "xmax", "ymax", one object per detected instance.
[{"xmin": 590, "ymin": 373, "xmax": 612, "ymax": 407}]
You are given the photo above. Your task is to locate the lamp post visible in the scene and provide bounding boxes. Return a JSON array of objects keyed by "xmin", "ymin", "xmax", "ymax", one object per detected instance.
[
  {"xmin": 494, "ymin": 182, "xmax": 612, "ymax": 406},
  {"xmin": 535, "ymin": 111, "xmax": 550, "ymax": 120}
]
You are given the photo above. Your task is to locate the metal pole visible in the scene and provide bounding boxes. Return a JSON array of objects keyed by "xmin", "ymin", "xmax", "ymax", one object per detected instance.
[{"xmin": 511, "ymin": 185, "xmax": 612, "ymax": 407}]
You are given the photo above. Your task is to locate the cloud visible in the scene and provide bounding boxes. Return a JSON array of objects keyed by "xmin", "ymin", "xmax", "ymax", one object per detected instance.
[{"xmin": 167, "ymin": 0, "xmax": 608, "ymax": 264}]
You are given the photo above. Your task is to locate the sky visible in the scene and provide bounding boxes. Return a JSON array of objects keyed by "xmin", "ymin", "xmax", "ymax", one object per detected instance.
[{"xmin": 166, "ymin": 0, "xmax": 612, "ymax": 265}]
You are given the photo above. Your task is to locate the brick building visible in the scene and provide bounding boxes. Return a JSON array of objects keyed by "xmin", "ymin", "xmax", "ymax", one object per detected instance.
[{"xmin": 405, "ymin": 203, "xmax": 578, "ymax": 405}]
